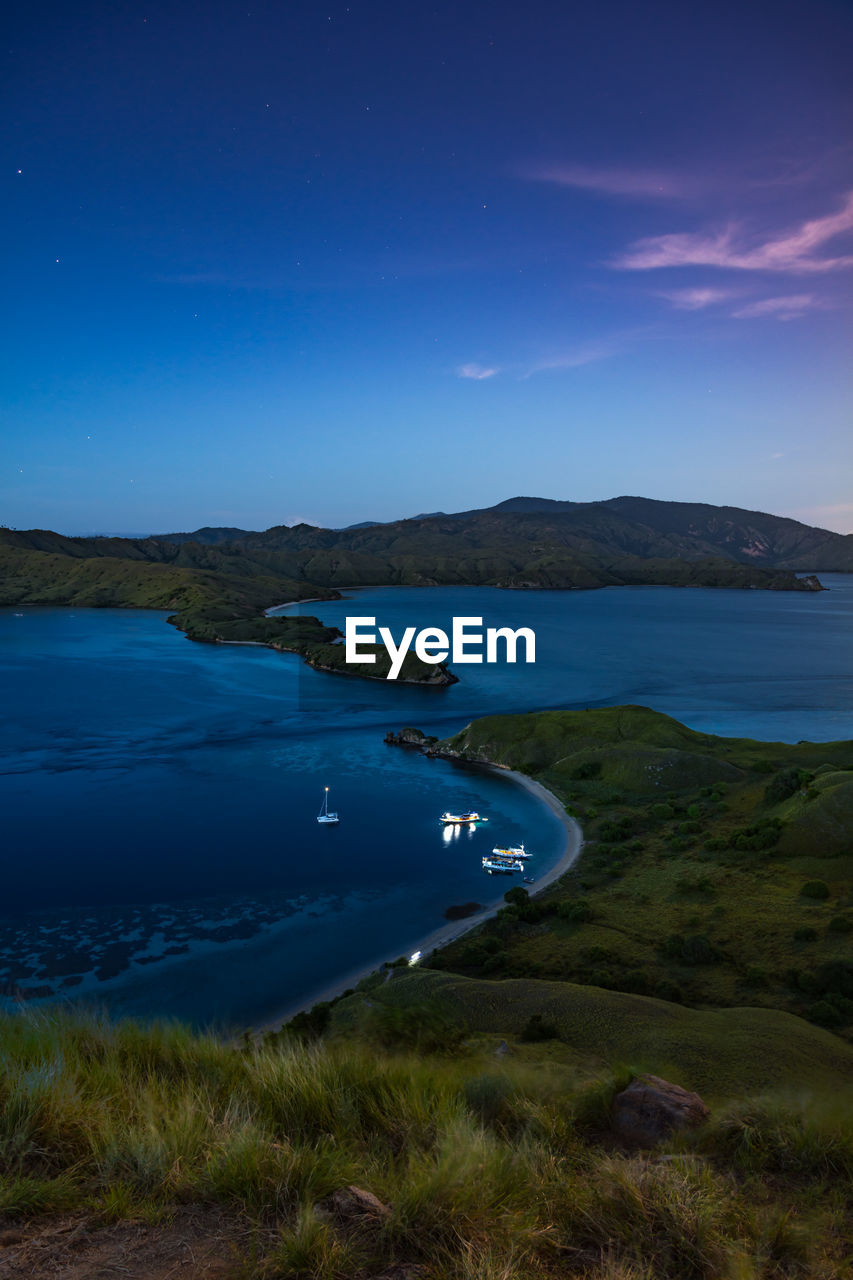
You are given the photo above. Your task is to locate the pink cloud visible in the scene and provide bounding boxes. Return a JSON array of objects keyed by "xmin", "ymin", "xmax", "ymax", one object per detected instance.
[
  {"xmin": 658, "ymin": 287, "xmax": 736, "ymax": 310},
  {"xmin": 525, "ymin": 164, "xmax": 694, "ymax": 199},
  {"xmin": 614, "ymin": 191, "xmax": 853, "ymax": 273},
  {"xmin": 731, "ymin": 294, "xmax": 826, "ymax": 320},
  {"xmin": 457, "ymin": 362, "xmax": 500, "ymax": 380}
]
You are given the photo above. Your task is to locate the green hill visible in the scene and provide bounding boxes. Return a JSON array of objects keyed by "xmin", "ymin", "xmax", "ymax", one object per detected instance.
[
  {"xmin": 334, "ymin": 967, "xmax": 853, "ymax": 1097},
  {"xmin": 419, "ymin": 707, "xmax": 853, "ymax": 1035}
]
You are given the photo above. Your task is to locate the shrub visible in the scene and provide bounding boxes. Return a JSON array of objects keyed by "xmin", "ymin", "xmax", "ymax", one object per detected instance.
[
  {"xmin": 519, "ymin": 1013, "xmax": 560, "ymax": 1042},
  {"xmin": 556, "ymin": 900, "xmax": 594, "ymax": 924},
  {"xmin": 793, "ymin": 927, "xmax": 817, "ymax": 943},
  {"xmin": 828, "ymin": 915, "xmax": 853, "ymax": 933},
  {"xmin": 653, "ymin": 979, "xmax": 684, "ymax": 1002},
  {"xmin": 808, "ymin": 1000, "xmax": 842, "ymax": 1028},
  {"xmin": 662, "ymin": 934, "xmax": 719, "ymax": 965},
  {"xmin": 764, "ymin": 767, "xmax": 810, "ymax": 805},
  {"xmin": 650, "ymin": 803, "xmax": 675, "ymax": 820},
  {"xmin": 800, "ymin": 881, "xmax": 830, "ymax": 900},
  {"xmin": 598, "ymin": 817, "xmax": 632, "ymax": 842},
  {"xmin": 730, "ymin": 818, "xmax": 783, "ymax": 852},
  {"xmin": 571, "ymin": 759, "xmax": 601, "ymax": 780}
]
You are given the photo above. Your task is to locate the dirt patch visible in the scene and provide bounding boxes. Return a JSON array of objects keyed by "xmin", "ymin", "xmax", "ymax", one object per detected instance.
[{"xmin": 0, "ymin": 1206, "xmax": 258, "ymax": 1279}]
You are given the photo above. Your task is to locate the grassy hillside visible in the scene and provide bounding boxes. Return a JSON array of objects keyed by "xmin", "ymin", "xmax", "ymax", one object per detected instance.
[
  {"xmin": 331, "ymin": 967, "xmax": 853, "ymax": 1097},
  {"xmin": 423, "ymin": 707, "xmax": 853, "ymax": 1036},
  {"xmin": 1, "ymin": 1007, "xmax": 851, "ymax": 1278}
]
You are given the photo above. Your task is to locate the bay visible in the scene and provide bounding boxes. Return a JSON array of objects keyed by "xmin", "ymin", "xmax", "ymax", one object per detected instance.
[{"xmin": 1, "ymin": 575, "xmax": 851, "ymax": 1029}]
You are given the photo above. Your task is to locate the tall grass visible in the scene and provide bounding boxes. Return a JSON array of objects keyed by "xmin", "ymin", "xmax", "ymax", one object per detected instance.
[{"xmin": 0, "ymin": 1006, "xmax": 850, "ymax": 1278}]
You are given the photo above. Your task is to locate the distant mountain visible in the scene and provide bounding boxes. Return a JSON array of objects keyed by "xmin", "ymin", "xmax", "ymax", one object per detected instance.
[
  {"xmin": 2, "ymin": 497, "xmax": 839, "ymax": 671},
  {"xmin": 156, "ymin": 526, "xmax": 255, "ymax": 545},
  {"xmin": 148, "ymin": 496, "xmax": 852, "ymax": 571}
]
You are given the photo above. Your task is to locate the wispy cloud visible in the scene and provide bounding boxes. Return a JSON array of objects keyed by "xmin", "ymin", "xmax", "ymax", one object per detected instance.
[
  {"xmin": 614, "ymin": 191, "xmax": 853, "ymax": 274},
  {"xmin": 658, "ymin": 287, "xmax": 737, "ymax": 310},
  {"xmin": 731, "ymin": 294, "xmax": 828, "ymax": 320},
  {"xmin": 522, "ymin": 339, "xmax": 621, "ymax": 377},
  {"xmin": 457, "ymin": 362, "xmax": 500, "ymax": 380},
  {"xmin": 524, "ymin": 164, "xmax": 695, "ymax": 199}
]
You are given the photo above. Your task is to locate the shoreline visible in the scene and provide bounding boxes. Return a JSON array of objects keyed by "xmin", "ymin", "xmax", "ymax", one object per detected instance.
[{"xmin": 252, "ymin": 765, "xmax": 583, "ymax": 1034}]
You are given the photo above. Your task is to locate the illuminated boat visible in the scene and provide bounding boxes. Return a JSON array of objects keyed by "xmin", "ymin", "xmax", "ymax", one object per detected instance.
[
  {"xmin": 482, "ymin": 856, "xmax": 523, "ymax": 874},
  {"xmin": 440, "ymin": 810, "xmax": 488, "ymax": 824},
  {"xmin": 317, "ymin": 786, "xmax": 339, "ymax": 825},
  {"xmin": 491, "ymin": 843, "xmax": 532, "ymax": 859}
]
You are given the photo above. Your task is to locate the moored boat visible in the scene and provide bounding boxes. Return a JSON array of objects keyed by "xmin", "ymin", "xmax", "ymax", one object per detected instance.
[
  {"xmin": 441, "ymin": 810, "xmax": 488, "ymax": 824},
  {"xmin": 482, "ymin": 855, "xmax": 523, "ymax": 874},
  {"xmin": 317, "ymin": 786, "xmax": 340, "ymax": 825},
  {"xmin": 492, "ymin": 843, "xmax": 531, "ymax": 859}
]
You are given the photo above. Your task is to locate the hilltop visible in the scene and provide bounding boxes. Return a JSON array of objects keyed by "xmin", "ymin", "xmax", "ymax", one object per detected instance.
[
  {"xmin": 401, "ymin": 705, "xmax": 853, "ymax": 1035},
  {"xmin": 152, "ymin": 493, "xmax": 853, "ymax": 572}
]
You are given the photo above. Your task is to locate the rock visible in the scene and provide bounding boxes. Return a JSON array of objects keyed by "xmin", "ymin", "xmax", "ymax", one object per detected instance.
[
  {"xmin": 612, "ymin": 1074, "xmax": 709, "ymax": 1147},
  {"xmin": 315, "ymin": 1185, "xmax": 391, "ymax": 1226},
  {"xmin": 385, "ymin": 727, "xmax": 438, "ymax": 746}
]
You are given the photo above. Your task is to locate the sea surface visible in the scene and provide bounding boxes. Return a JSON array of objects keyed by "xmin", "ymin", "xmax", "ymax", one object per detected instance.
[{"xmin": 1, "ymin": 575, "xmax": 851, "ymax": 1028}]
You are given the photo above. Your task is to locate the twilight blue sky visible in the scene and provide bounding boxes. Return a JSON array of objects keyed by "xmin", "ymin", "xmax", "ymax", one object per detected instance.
[{"xmin": 2, "ymin": 0, "xmax": 852, "ymax": 534}]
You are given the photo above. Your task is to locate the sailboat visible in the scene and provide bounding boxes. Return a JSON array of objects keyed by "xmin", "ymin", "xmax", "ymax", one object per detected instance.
[{"xmin": 317, "ymin": 786, "xmax": 340, "ymax": 825}]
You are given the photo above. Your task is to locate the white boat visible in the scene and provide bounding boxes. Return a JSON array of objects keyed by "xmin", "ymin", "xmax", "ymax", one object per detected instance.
[
  {"xmin": 492, "ymin": 843, "xmax": 532, "ymax": 859},
  {"xmin": 482, "ymin": 856, "xmax": 523, "ymax": 874},
  {"xmin": 440, "ymin": 810, "xmax": 488, "ymax": 824},
  {"xmin": 317, "ymin": 786, "xmax": 339, "ymax": 825}
]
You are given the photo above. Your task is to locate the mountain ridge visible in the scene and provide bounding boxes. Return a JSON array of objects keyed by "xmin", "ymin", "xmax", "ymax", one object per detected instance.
[{"xmin": 145, "ymin": 494, "xmax": 853, "ymax": 571}]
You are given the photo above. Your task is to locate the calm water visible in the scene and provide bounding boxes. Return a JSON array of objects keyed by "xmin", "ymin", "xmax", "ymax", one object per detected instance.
[{"xmin": 1, "ymin": 576, "xmax": 851, "ymax": 1027}]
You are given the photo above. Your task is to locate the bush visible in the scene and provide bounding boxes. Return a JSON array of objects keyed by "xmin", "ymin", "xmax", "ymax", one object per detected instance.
[
  {"xmin": 800, "ymin": 881, "xmax": 830, "ymax": 900},
  {"xmin": 651, "ymin": 803, "xmax": 675, "ymax": 820},
  {"xmin": 793, "ymin": 927, "xmax": 817, "ymax": 943},
  {"xmin": 764, "ymin": 767, "xmax": 810, "ymax": 805},
  {"xmin": 571, "ymin": 759, "xmax": 601, "ymax": 780},
  {"xmin": 519, "ymin": 1013, "xmax": 560, "ymax": 1042},
  {"xmin": 653, "ymin": 979, "xmax": 684, "ymax": 1002},
  {"xmin": 828, "ymin": 915, "xmax": 853, "ymax": 933},
  {"xmin": 556, "ymin": 900, "xmax": 594, "ymax": 923},
  {"xmin": 730, "ymin": 818, "xmax": 783, "ymax": 852},
  {"xmin": 662, "ymin": 933, "xmax": 719, "ymax": 965},
  {"xmin": 598, "ymin": 817, "xmax": 632, "ymax": 843},
  {"xmin": 808, "ymin": 1000, "xmax": 842, "ymax": 1028}
]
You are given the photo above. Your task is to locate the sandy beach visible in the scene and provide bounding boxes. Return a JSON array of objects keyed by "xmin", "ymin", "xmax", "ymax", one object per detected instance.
[{"xmin": 253, "ymin": 764, "xmax": 583, "ymax": 1033}]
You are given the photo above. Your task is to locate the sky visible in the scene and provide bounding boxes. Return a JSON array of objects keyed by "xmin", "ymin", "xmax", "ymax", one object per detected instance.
[{"xmin": 2, "ymin": 0, "xmax": 852, "ymax": 535}]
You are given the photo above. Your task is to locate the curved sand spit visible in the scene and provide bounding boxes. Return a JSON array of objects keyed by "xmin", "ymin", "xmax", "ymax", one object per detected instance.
[{"xmin": 254, "ymin": 765, "xmax": 583, "ymax": 1033}]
